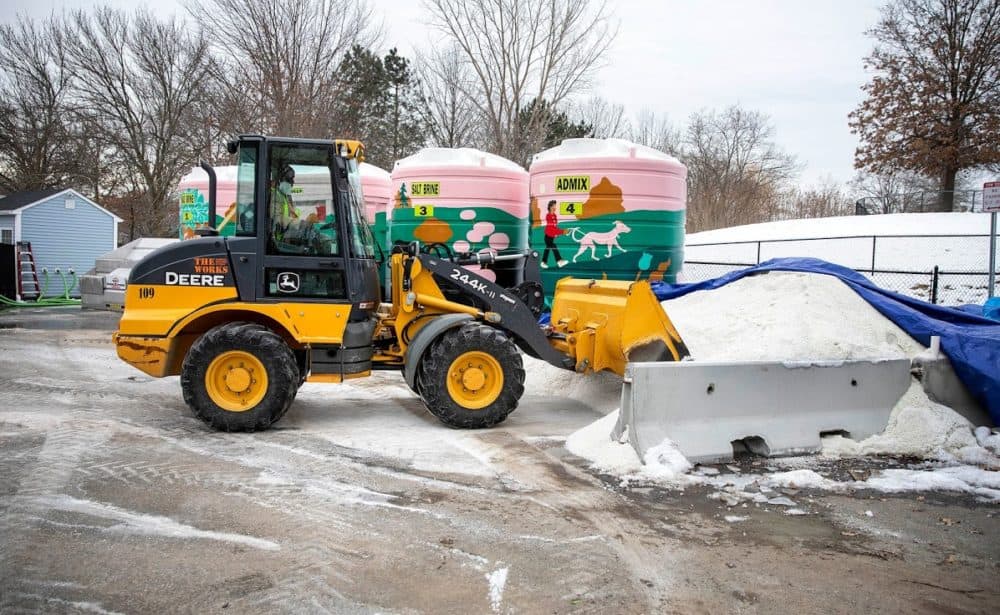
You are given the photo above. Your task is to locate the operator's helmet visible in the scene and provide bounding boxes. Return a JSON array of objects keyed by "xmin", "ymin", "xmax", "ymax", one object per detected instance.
[{"xmin": 278, "ymin": 163, "xmax": 295, "ymax": 184}]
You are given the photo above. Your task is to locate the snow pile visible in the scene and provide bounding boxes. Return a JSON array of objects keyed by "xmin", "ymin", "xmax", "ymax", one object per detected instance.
[
  {"xmin": 975, "ymin": 426, "xmax": 1000, "ymax": 455},
  {"xmin": 642, "ymin": 438, "xmax": 693, "ymax": 478},
  {"xmin": 564, "ymin": 410, "xmax": 694, "ymax": 482},
  {"xmin": 864, "ymin": 466, "xmax": 1000, "ymax": 500},
  {"xmin": 762, "ymin": 469, "xmax": 838, "ymax": 490},
  {"xmin": 661, "ymin": 271, "xmax": 993, "ymax": 462},
  {"xmin": 564, "ymin": 411, "xmax": 641, "ymax": 474},
  {"xmin": 559, "ymin": 269, "xmax": 999, "ymax": 498},
  {"xmin": 821, "ymin": 381, "xmax": 987, "ymax": 466},
  {"xmin": 662, "ymin": 271, "xmax": 924, "ymax": 362},
  {"xmin": 522, "ymin": 356, "xmax": 621, "ymax": 410}
]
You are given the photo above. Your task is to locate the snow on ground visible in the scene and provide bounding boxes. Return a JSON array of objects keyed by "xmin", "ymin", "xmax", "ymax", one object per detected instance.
[
  {"xmin": 686, "ymin": 212, "xmax": 994, "ymax": 245},
  {"xmin": 681, "ymin": 213, "xmax": 998, "ymax": 304},
  {"xmin": 557, "ymin": 269, "xmax": 1000, "ymax": 501}
]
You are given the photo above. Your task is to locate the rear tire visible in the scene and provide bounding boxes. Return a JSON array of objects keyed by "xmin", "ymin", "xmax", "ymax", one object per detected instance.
[
  {"xmin": 416, "ymin": 323, "xmax": 524, "ymax": 428},
  {"xmin": 181, "ymin": 322, "xmax": 298, "ymax": 431}
]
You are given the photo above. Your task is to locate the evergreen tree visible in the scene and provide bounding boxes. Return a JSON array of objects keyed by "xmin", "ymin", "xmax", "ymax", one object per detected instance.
[
  {"xmin": 336, "ymin": 45, "xmax": 386, "ymax": 142},
  {"xmin": 377, "ymin": 48, "xmax": 424, "ymax": 168},
  {"xmin": 516, "ymin": 98, "xmax": 591, "ymax": 164},
  {"xmin": 335, "ymin": 46, "xmax": 424, "ymax": 168}
]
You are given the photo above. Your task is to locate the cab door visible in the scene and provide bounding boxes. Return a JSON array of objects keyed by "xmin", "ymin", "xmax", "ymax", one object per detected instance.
[{"xmin": 255, "ymin": 141, "xmax": 353, "ymax": 303}]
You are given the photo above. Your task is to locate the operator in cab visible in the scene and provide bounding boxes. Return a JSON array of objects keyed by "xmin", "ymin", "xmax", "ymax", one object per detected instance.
[{"xmin": 271, "ymin": 163, "xmax": 301, "ymax": 244}]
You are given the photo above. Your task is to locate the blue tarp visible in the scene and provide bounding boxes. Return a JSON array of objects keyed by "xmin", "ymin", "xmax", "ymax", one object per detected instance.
[{"xmin": 649, "ymin": 257, "xmax": 1000, "ymax": 424}]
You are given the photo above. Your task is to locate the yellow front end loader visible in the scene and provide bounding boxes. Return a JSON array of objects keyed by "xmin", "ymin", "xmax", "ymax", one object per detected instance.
[{"xmin": 114, "ymin": 135, "xmax": 688, "ymax": 431}]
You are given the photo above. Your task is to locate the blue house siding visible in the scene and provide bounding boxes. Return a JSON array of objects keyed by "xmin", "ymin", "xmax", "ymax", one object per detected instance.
[{"xmin": 20, "ymin": 191, "xmax": 117, "ymax": 297}]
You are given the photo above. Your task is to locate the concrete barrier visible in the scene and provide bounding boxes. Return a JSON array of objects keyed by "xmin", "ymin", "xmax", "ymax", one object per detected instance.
[{"xmin": 614, "ymin": 359, "xmax": 912, "ymax": 464}]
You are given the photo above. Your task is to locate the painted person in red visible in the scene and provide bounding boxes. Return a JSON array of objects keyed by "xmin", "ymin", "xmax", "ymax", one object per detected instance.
[{"xmin": 541, "ymin": 199, "xmax": 569, "ymax": 269}]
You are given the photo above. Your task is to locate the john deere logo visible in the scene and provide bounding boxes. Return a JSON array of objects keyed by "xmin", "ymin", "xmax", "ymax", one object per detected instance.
[{"xmin": 276, "ymin": 272, "xmax": 300, "ymax": 293}]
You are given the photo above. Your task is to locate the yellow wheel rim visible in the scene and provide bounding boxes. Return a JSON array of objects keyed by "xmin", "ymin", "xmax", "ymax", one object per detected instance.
[
  {"xmin": 205, "ymin": 351, "xmax": 268, "ymax": 412},
  {"xmin": 446, "ymin": 351, "xmax": 504, "ymax": 410}
]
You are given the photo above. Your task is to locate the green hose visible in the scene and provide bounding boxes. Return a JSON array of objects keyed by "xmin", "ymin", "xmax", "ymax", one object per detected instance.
[{"xmin": 0, "ymin": 269, "xmax": 81, "ymax": 309}]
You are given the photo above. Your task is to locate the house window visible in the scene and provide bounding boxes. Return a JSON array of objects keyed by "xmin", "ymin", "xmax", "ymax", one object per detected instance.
[
  {"xmin": 65, "ymin": 196, "xmax": 76, "ymax": 209},
  {"xmin": 1, "ymin": 229, "xmax": 12, "ymax": 245}
]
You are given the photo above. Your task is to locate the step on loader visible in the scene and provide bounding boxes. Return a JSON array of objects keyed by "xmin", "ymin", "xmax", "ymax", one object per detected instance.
[{"xmin": 114, "ymin": 135, "xmax": 688, "ymax": 432}]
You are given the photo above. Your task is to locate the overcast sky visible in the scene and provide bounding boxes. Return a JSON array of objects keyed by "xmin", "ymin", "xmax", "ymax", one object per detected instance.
[{"xmin": 2, "ymin": 0, "xmax": 883, "ymax": 186}]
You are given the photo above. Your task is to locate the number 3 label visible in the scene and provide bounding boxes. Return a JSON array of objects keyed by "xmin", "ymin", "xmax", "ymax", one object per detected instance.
[{"xmin": 415, "ymin": 205, "xmax": 435, "ymax": 217}]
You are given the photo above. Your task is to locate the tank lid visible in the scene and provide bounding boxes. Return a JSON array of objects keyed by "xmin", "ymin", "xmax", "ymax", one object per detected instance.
[
  {"xmin": 360, "ymin": 162, "xmax": 391, "ymax": 181},
  {"xmin": 393, "ymin": 147, "xmax": 526, "ymax": 173},
  {"xmin": 531, "ymin": 138, "xmax": 681, "ymax": 165}
]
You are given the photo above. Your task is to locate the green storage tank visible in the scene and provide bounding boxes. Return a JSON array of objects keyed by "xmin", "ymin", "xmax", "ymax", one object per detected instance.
[
  {"xmin": 529, "ymin": 138, "xmax": 687, "ymax": 296},
  {"xmin": 389, "ymin": 148, "xmax": 529, "ymax": 286}
]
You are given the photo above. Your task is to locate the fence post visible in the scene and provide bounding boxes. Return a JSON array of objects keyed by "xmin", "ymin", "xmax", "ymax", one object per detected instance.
[
  {"xmin": 931, "ymin": 266, "xmax": 939, "ymax": 304},
  {"xmin": 871, "ymin": 236, "xmax": 876, "ymax": 275},
  {"xmin": 756, "ymin": 241, "xmax": 761, "ymax": 265}
]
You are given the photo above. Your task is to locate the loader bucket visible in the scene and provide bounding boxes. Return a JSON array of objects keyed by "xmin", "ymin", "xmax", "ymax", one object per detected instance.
[{"xmin": 549, "ymin": 278, "xmax": 689, "ymax": 376}]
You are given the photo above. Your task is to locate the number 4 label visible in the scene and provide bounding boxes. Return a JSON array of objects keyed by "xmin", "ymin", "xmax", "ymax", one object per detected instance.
[
  {"xmin": 559, "ymin": 202, "xmax": 583, "ymax": 216},
  {"xmin": 415, "ymin": 204, "xmax": 435, "ymax": 217}
]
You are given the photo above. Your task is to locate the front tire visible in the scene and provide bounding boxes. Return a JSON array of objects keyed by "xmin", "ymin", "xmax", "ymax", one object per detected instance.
[
  {"xmin": 416, "ymin": 323, "xmax": 524, "ymax": 428},
  {"xmin": 181, "ymin": 322, "xmax": 299, "ymax": 431}
]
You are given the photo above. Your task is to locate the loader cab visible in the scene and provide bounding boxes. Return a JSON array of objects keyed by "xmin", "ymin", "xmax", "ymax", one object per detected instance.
[{"xmin": 228, "ymin": 135, "xmax": 380, "ymax": 308}]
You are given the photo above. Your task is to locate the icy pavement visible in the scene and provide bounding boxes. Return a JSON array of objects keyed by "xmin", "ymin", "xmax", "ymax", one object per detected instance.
[{"xmin": 1, "ymin": 307, "xmax": 998, "ymax": 614}]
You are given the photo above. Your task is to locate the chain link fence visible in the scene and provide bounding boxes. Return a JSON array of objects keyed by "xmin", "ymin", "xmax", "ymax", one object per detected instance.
[{"xmin": 682, "ymin": 234, "xmax": 998, "ymax": 306}]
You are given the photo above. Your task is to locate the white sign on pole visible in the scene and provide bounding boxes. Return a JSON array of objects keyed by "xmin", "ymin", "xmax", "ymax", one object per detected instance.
[{"xmin": 984, "ymin": 181, "xmax": 1000, "ymax": 213}]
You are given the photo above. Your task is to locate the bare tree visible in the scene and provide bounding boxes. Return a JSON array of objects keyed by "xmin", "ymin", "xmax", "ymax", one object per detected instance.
[
  {"xmin": 187, "ymin": 0, "xmax": 382, "ymax": 138},
  {"xmin": 784, "ymin": 178, "xmax": 853, "ymax": 220},
  {"xmin": 849, "ymin": 0, "xmax": 1000, "ymax": 212},
  {"xmin": 417, "ymin": 45, "xmax": 483, "ymax": 149},
  {"xmin": 573, "ymin": 96, "xmax": 629, "ymax": 139},
  {"xmin": 683, "ymin": 105, "xmax": 799, "ymax": 231},
  {"xmin": 629, "ymin": 109, "xmax": 682, "ymax": 156},
  {"xmin": 849, "ymin": 169, "xmax": 937, "ymax": 213},
  {"xmin": 425, "ymin": 0, "xmax": 617, "ymax": 165},
  {"xmin": 64, "ymin": 8, "xmax": 215, "ymax": 238},
  {"xmin": 0, "ymin": 16, "xmax": 80, "ymax": 193}
]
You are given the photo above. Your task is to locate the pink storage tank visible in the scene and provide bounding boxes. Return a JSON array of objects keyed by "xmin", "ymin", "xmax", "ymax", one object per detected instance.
[
  {"xmin": 360, "ymin": 162, "xmax": 392, "ymax": 250},
  {"xmin": 177, "ymin": 165, "xmax": 238, "ymax": 239},
  {"xmin": 529, "ymin": 138, "xmax": 687, "ymax": 294},
  {"xmin": 390, "ymin": 148, "xmax": 529, "ymax": 283}
]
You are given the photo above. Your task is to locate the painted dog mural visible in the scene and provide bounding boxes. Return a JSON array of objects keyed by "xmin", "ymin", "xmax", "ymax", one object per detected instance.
[{"xmin": 566, "ymin": 220, "xmax": 632, "ymax": 263}]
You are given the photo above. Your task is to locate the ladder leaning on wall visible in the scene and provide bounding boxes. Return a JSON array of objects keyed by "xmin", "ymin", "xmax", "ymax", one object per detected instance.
[{"xmin": 15, "ymin": 241, "xmax": 41, "ymax": 301}]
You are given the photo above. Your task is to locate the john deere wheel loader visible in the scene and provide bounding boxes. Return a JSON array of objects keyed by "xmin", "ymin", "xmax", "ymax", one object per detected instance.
[{"xmin": 114, "ymin": 135, "xmax": 689, "ymax": 431}]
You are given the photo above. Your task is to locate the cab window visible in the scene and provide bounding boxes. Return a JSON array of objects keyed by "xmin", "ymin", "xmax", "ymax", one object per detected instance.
[
  {"xmin": 235, "ymin": 145, "xmax": 257, "ymax": 236},
  {"xmin": 267, "ymin": 145, "xmax": 339, "ymax": 256},
  {"xmin": 345, "ymin": 158, "xmax": 376, "ymax": 258}
]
